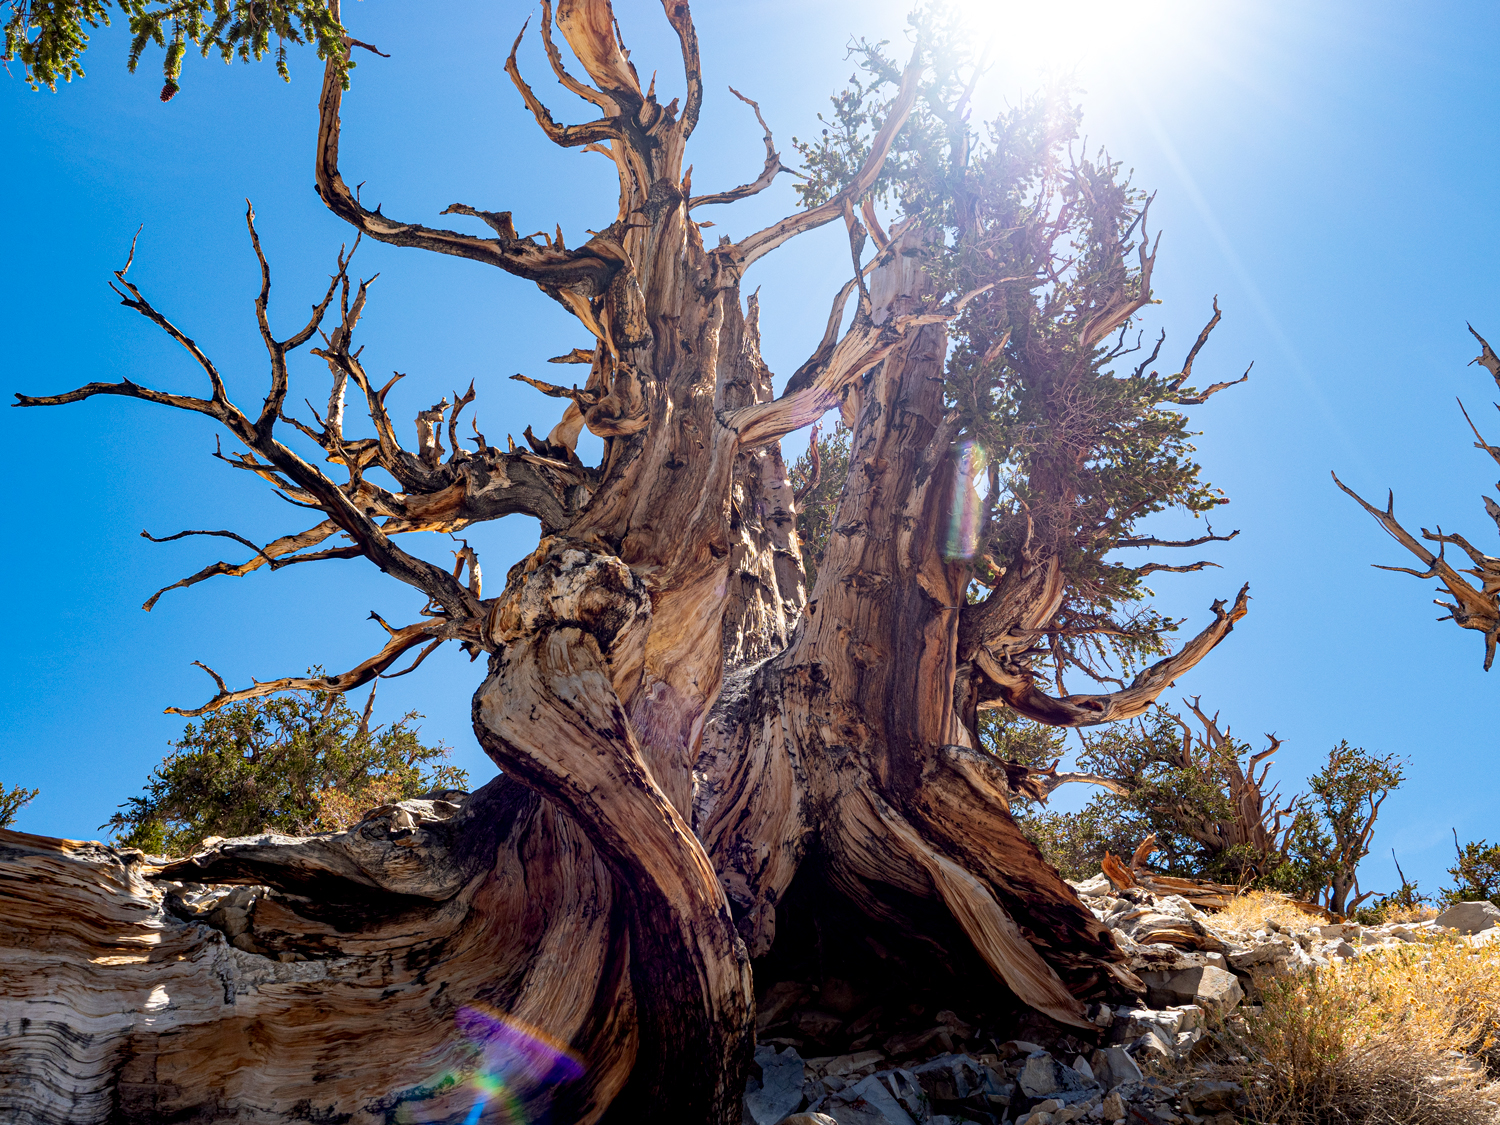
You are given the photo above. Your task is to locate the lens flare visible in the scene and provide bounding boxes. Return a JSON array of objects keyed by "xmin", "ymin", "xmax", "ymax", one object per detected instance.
[
  {"xmin": 455, "ymin": 1006, "xmax": 586, "ymax": 1086},
  {"xmin": 401, "ymin": 1007, "xmax": 585, "ymax": 1124},
  {"xmin": 945, "ymin": 441, "xmax": 989, "ymax": 561}
]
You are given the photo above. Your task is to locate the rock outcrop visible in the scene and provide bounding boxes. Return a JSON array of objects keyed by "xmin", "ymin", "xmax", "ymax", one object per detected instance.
[{"xmin": 743, "ymin": 877, "xmax": 1497, "ymax": 1124}]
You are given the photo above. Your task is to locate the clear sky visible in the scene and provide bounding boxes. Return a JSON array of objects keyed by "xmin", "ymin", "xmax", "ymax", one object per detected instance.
[{"xmin": 3, "ymin": 0, "xmax": 1497, "ymax": 903}]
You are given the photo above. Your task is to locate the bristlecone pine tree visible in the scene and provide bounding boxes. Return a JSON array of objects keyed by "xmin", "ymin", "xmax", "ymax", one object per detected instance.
[{"xmin": 2, "ymin": 4, "xmax": 1253, "ymax": 1122}]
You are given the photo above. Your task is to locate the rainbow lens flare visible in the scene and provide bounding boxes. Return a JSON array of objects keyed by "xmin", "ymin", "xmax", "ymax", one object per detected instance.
[
  {"xmin": 944, "ymin": 440, "xmax": 989, "ymax": 560},
  {"xmin": 404, "ymin": 1006, "xmax": 585, "ymax": 1124}
]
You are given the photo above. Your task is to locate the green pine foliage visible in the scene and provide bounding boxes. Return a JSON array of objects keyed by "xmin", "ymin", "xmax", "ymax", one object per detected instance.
[
  {"xmin": 105, "ymin": 688, "xmax": 467, "ymax": 856},
  {"xmin": 0, "ymin": 782, "xmax": 39, "ymax": 830},
  {"xmin": 1441, "ymin": 835, "xmax": 1500, "ymax": 908},
  {"xmin": 791, "ymin": 10, "xmax": 1237, "ymax": 691},
  {"xmin": 1293, "ymin": 741, "xmax": 1405, "ymax": 915},
  {"xmin": 3, "ymin": 0, "xmax": 346, "ymax": 99},
  {"xmin": 787, "ymin": 422, "xmax": 852, "ymax": 592},
  {"xmin": 984, "ymin": 708, "xmax": 1405, "ymax": 912}
]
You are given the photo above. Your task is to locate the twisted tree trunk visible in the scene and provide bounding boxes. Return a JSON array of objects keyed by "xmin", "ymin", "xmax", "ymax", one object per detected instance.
[{"xmin": 2, "ymin": 3, "xmax": 1251, "ymax": 1122}]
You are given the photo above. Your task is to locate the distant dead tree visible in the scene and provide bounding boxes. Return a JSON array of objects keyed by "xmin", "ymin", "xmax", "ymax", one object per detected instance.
[{"xmin": 1336, "ymin": 326, "xmax": 1500, "ymax": 668}]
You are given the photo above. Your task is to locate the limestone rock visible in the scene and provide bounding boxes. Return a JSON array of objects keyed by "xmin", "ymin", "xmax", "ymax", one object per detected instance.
[
  {"xmin": 1435, "ymin": 900, "xmax": 1500, "ymax": 935},
  {"xmin": 1180, "ymin": 1079, "xmax": 1243, "ymax": 1114},
  {"xmin": 1090, "ymin": 1045, "xmax": 1144, "ymax": 1090},
  {"xmin": 1017, "ymin": 1050, "xmax": 1098, "ymax": 1104},
  {"xmin": 745, "ymin": 1045, "xmax": 807, "ymax": 1125},
  {"xmin": 841, "ymin": 1074, "xmax": 917, "ymax": 1125},
  {"xmin": 1138, "ymin": 966, "xmax": 1242, "ymax": 1012}
]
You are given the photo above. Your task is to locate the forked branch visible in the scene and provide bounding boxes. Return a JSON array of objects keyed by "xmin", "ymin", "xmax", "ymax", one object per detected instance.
[
  {"xmin": 165, "ymin": 618, "xmax": 457, "ymax": 717},
  {"xmin": 689, "ymin": 87, "xmax": 787, "ymax": 209},
  {"xmin": 974, "ymin": 584, "xmax": 1251, "ymax": 726},
  {"xmin": 732, "ymin": 44, "xmax": 924, "ymax": 270},
  {"xmin": 16, "ymin": 217, "xmax": 485, "ymax": 628},
  {"xmin": 314, "ymin": 33, "xmax": 619, "ymax": 312},
  {"xmin": 1333, "ymin": 470, "xmax": 1500, "ymax": 668}
]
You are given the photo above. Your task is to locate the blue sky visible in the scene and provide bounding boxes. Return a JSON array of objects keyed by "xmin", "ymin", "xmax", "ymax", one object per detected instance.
[{"xmin": 3, "ymin": 0, "xmax": 1498, "ymax": 903}]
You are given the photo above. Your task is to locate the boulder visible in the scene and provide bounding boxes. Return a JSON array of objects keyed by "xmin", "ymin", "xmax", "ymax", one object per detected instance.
[
  {"xmin": 1138, "ymin": 966, "xmax": 1242, "ymax": 1012},
  {"xmin": 1089, "ymin": 1045, "xmax": 1144, "ymax": 1090},
  {"xmin": 1071, "ymin": 873, "xmax": 1113, "ymax": 897},
  {"xmin": 1017, "ymin": 1051, "xmax": 1098, "ymax": 1104},
  {"xmin": 1126, "ymin": 1027, "xmax": 1175, "ymax": 1063},
  {"xmin": 884, "ymin": 1069, "xmax": 924, "ymax": 1119},
  {"xmin": 745, "ymin": 1045, "xmax": 807, "ymax": 1125},
  {"xmin": 841, "ymin": 1074, "xmax": 917, "ymax": 1125},
  {"xmin": 777, "ymin": 1117, "xmax": 838, "ymax": 1125},
  {"xmin": 1435, "ymin": 900, "xmax": 1500, "ymax": 935},
  {"xmin": 1181, "ymin": 1078, "xmax": 1243, "ymax": 1114},
  {"xmin": 1019, "ymin": 1051, "xmax": 1061, "ymax": 1096}
]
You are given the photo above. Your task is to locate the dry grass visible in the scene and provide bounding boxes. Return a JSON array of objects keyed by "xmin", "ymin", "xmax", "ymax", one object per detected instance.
[
  {"xmin": 1369, "ymin": 901, "xmax": 1441, "ymax": 924},
  {"xmin": 1207, "ymin": 890, "xmax": 1322, "ymax": 934},
  {"xmin": 1219, "ymin": 933, "xmax": 1500, "ymax": 1124}
]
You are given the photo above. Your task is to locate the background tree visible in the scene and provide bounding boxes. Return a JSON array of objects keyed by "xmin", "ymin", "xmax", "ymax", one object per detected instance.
[
  {"xmin": 988, "ymin": 703, "xmax": 1298, "ymax": 883},
  {"xmin": 1292, "ymin": 742, "xmax": 1404, "ymax": 916},
  {"xmin": 0, "ymin": 783, "xmax": 38, "ymax": 830},
  {"xmin": 1441, "ymin": 832, "xmax": 1500, "ymax": 907},
  {"xmin": 986, "ymin": 708, "xmax": 1405, "ymax": 915},
  {"xmin": 105, "ymin": 686, "xmax": 466, "ymax": 855},
  {"xmin": 787, "ymin": 421, "xmax": 851, "ymax": 591},
  {"xmin": 1, "ymin": 5, "xmax": 1256, "ymax": 1123}
]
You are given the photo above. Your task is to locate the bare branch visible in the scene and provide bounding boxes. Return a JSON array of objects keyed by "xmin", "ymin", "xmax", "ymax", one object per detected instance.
[
  {"xmin": 1117, "ymin": 525, "xmax": 1239, "ymax": 549},
  {"xmin": 732, "ymin": 45, "xmax": 923, "ymax": 271},
  {"xmin": 246, "ymin": 202, "xmax": 346, "ymax": 433},
  {"xmin": 314, "ymin": 41, "xmax": 619, "ymax": 307},
  {"xmin": 1470, "ymin": 322, "xmax": 1500, "ymax": 389},
  {"xmin": 1457, "ymin": 398, "xmax": 1500, "ymax": 471},
  {"xmin": 974, "ymin": 584, "xmax": 1251, "ymax": 726},
  {"xmin": 1168, "ymin": 296, "xmax": 1219, "ymax": 387},
  {"xmin": 505, "ymin": 16, "xmax": 625, "ymax": 149},
  {"xmin": 165, "ymin": 620, "xmax": 456, "ymax": 717},
  {"xmin": 999, "ymin": 761, "xmax": 1134, "ymax": 804},
  {"xmin": 1168, "ymin": 363, "xmax": 1251, "ymax": 406},
  {"xmin": 538, "ymin": 0, "xmax": 610, "ymax": 109},
  {"xmin": 1132, "ymin": 559, "xmax": 1220, "ymax": 578},
  {"xmin": 659, "ymin": 0, "xmax": 703, "ymax": 138},
  {"xmin": 138, "ymin": 525, "xmax": 340, "ymax": 612},
  {"xmin": 1332, "ymin": 470, "xmax": 1500, "ymax": 666},
  {"xmin": 689, "ymin": 87, "xmax": 786, "ymax": 209}
]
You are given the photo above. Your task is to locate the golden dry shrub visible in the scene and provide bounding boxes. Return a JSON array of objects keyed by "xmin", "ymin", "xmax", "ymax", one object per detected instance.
[
  {"xmin": 1210, "ymin": 890, "xmax": 1324, "ymax": 934},
  {"xmin": 1370, "ymin": 901, "xmax": 1441, "ymax": 924},
  {"xmin": 1224, "ymin": 935, "xmax": 1500, "ymax": 1124}
]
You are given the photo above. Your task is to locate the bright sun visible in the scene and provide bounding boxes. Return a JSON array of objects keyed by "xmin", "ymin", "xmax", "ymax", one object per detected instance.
[{"xmin": 953, "ymin": 0, "xmax": 1199, "ymax": 84}]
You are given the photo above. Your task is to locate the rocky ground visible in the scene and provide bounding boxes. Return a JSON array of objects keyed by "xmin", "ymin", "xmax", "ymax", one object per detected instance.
[{"xmin": 744, "ymin": 885, "xmax": 1500, "ymax": 1125}]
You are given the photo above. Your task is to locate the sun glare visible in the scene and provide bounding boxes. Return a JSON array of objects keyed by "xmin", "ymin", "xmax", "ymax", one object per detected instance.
[{"xmin": 955, "ymin": 0, "xmax": 1198, "ymax": 85}]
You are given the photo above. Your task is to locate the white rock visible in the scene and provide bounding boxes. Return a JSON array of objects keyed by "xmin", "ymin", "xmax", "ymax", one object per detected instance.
[
  {"xmin": 843, "ymin": 1074, "xmax": 917, "ymax": 1125},
  {"xmin": 1020, "ymin": 1052, "xmax": 1060, "ymax": 1096},
  {"xmin": 1071, "ymin": 873, "xmax": 1114, "ymax": 897},
  {"xmin": 1435, "ymin": 900, "xmax": 1500, "ymax": 935},
  {"xmin": 1089, "ymin": 1046, "xmax": 1143, "ymax": 1090},
  {"xmin": 745, "ymin": 1045, "xmax": 807, "ymax": 1125}
]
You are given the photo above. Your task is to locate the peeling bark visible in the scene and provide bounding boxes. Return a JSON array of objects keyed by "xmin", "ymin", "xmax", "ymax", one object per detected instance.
[{"xmin": 2, "ymin": 3, "xmax": 1251, "ymax": 1121}]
